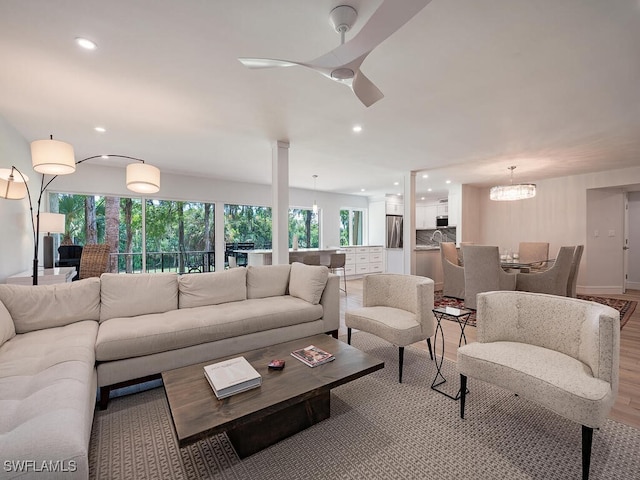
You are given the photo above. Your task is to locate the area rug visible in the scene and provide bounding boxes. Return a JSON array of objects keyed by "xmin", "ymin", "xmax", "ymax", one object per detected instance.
[
  {"xmin": 434, "ymin": 291, "xmax": 637, "ymax": 329},
  {"xmin": 89, "ymin": 332, "xmax": 640, "ymax": 479}
]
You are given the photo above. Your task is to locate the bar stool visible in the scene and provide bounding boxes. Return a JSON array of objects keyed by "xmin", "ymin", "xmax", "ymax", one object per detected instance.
[
  {"xmin": 327, "ymin": 253, "xmax": 347, "ymax": 295},
  {"xmin": 302, "ymin": 255, "xmax": 320, "ymax": 265}
]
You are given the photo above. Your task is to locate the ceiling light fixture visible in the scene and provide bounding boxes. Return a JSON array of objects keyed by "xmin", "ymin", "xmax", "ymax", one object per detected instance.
[
  {"xmin": 0, "ymin": 135, "xmax": 162, "ymax": 284},
  {"xmin": 94, "ymin": 126, "xmax": 106, "ymax": 133},
  {"xmin": 422, "ymin": 174, "xmax": 428, "ymax": 179},
  {"xmin": 75, "ymin": 37, "xmax": 97, "ymax": 50},
  {"xmin": 312, "ymin": 174, "xmax": 318, "ymax": 213},
  {"xmin": 352, "ymin": 125, "xmax": 362, "ymax": 133},
  {"xmin": 490, "ymin": 166, "xmax": 536, "ymax": 201},
  {"xmin": 360, "ymin": 188, "xmax": 365, "ymax": 192},
  {"xmin": 445, "ymin": 180, "xmax": 451, "ymax": 184},
  {"xmin": 393, "ymin": 181, "xmax": 399, "ymax": 186}
]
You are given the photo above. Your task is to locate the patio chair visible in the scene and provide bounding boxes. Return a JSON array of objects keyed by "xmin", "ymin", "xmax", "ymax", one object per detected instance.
[{"xmin": 79, "ymin": 244, "xmax": 111, "ymax": 279}]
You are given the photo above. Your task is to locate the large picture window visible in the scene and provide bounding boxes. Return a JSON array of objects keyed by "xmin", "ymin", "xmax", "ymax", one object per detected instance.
[{"xmin": 340, "ymin": 209, "xmax": 364, "ymax": 246}]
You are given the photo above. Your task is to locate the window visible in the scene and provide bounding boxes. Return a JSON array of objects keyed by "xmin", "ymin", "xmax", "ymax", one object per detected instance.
[
  {"xmin": 340, "ymin": 209, "xmax": 364, "ymax": 246},
  {"xmin": 145, "ymin": 200, "xmax": 214, "ymax": 273},
  {"xmin": 289, "ymin": 208, "xmax": 319, "ymax": 248},
  {"xmin": 49, "ymin": 193, "xmax": 143, "ymax": 273}
]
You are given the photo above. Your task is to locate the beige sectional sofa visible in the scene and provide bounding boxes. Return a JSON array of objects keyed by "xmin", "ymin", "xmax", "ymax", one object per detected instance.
[{"xmin": 0, "ymin": 263, "xmax": 338, "ymax": 479}]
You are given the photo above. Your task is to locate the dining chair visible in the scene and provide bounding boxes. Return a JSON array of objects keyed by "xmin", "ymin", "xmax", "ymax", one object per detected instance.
[
  {"xmin": 79, "ymin": 244, "xmax": 111, "ymax": 280},
  {"xmin": 302, "ymin": 255, "xmax": 321, "ymax": 265},
  {"xmin": 566, "ymin": 245, "xmax": 584, "ymax": 298},
  {"xmin": 515, "ymin": 246, "xmax": 574, "ymax": 296},
  {"xmin": 518, "ymin": 242, "xmax": 550, "ymax": 270},
  {"xmin": 440, "ymin": 242, "xmax": 464, "ymax": 299},
  {"xmin": 327, "ymin": 253, "xmax": 347, "ymax": 294},
  {"xmin": 462, "ymin": 245, "xmax": 516, "ymax": 310}
]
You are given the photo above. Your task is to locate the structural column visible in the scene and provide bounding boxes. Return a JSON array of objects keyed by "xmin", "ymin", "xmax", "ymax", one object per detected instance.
[
  {"xmin": 272, "ymin": 141, "xmax": 290, "ymax": 265},
  {"xmin": 403, "ymin": 171, "xmax": 417, "ymax": 274}
]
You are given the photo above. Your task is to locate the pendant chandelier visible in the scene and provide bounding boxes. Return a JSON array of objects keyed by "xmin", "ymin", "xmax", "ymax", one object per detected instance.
[{"xmin": 489, "ymin": 166, "xmax": 536, "ymax": 201}]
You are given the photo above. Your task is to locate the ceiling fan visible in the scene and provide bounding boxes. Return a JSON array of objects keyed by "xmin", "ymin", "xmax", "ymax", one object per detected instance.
[{"xmin": 238, "ymin": 1, "xmax": 433, "ymax": 107}]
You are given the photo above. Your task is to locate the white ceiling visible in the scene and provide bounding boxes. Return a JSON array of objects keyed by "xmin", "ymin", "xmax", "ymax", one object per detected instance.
[{"xmin": 1, "ymin": 0, "xmax": 639, "ymax": 200}]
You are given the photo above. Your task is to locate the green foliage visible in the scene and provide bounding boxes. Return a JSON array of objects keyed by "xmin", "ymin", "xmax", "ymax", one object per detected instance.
[
  {"xmin": 224, "ymin": 204, "xmax": 272, "ymax": 248},
  {"xmin": 289, "ymin": 209, "xmax": 318, "ymax": 248},
  {"xmin": 340, "ymin": 210, "xmax": 350, "ymax": 246}
]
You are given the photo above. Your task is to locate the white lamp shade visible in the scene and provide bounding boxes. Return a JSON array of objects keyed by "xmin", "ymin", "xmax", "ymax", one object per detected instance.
[
  {"xmin": 0, "ymin": 168, "xmax": 28, "ymax": 199},
  {"xmin": 126, "ymin": 163, "xmax": 160, "ymax": 194},
  {"xmin": 31, "ymin": 139, "xmax": 76, "ymax": 175},
  {"xmin": 37, "ymin": 212, "xmax": 66, "ymax": 234}
]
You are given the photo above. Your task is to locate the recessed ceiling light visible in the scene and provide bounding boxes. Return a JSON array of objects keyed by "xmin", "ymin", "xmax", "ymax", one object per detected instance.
[
  {"xmin": 352, "ymin": 125, "xmax": 362, "ymax": 133},
  {"xmin": 421, "ymin": 197, "xmax": 425, "ymax": 200},
  {"xmin": 94, "ymin": 126, "xmax": 106, "ymax": 133},
  {"xmin": 397, "ymin": 193, "xmax": 401, "ymax": 196},
  {"xmin": 428, "ymin": 188, "xmax": 432, "ymax": 192},
  {"xmin": 393, "ymin": 181, "xmax": 399, "ymax": 186},
  {"xmin": 446, "ymin": 180, "xmax": 451, "ymax": 184},
  {"xmin": 360, "ymin": 188, "xmax": 365, "ymax": 192},
  {"xmin": 101, "ymin": 155, "xmax": 109, "ymax": 159},
  {"xmin": 422, "ymin": 174, "xmax": 428, "ymax": 179},
  {"xmin": 75, "ymin": 37, "xmax": 97, "ymax": 50}
]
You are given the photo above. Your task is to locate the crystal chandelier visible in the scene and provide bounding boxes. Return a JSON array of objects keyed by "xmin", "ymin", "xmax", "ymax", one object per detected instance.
[{"xmin": 489, "ymin": 166, "xmax": 536, "ymax": 201}]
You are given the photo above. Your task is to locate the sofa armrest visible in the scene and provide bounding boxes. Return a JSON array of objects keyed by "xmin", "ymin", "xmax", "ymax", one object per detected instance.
[{"xmin": 319, "ymin": 274, "xmax": 339, "ymax": 332}]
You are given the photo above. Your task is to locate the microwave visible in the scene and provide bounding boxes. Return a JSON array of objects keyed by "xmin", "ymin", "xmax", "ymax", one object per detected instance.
[{"xmin": 436, "ymin": 216, "xmax": 448, "ymax": 227}]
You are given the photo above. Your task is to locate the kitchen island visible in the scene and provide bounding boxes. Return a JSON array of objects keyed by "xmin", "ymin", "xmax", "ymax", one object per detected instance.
[
  {"xmin": 246, "ymin": 248, "xmax": 338, "ymax": 266},
  {"xmin": 415, "ymin": 247, "xmax": 444, "ymax": 289}
]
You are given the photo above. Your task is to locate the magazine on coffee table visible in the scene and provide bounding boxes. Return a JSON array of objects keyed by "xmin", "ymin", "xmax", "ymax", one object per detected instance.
[
  {"xmin": 204, "ymin": 356, "xmax": 262, "ymax": 399},
  {"xmin": 290, "ymin": 345, "xmax": 335, "ymax": 367}
]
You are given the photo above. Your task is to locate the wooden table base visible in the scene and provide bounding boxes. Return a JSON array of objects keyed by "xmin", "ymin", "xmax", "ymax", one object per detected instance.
[{"xmin": 227, "ymin": 390, "xmax": 330, "ymax": 458}]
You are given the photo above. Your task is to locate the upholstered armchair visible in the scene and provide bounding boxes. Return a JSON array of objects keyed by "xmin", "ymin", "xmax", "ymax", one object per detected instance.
[
  {"xmin": 79, "ymin": 244, "xmax": 111, "ymax": 279},
  {"xmin": 461, "ymin": 245, "xmax": 516, "ymax": 310},
  {"xmin": 440, "ymin": 242, "xmax": 464, "ymax": 299},
  {"xmin": 346, "ymin": 274, "xmax": 435, "ymax": 383},
  {"xmin": 515, "ymin": 246, "xmax": 574, "ymax": 296},
  {"xmin": 457, "ymin": 291, "xmax": 620, "ymax": 480}
]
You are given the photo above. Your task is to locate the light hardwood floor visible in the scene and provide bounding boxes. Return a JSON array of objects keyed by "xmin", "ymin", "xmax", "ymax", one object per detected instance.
[{"xmin": 338, "ymin": 279, "xmax": 640, "ymax": 429}]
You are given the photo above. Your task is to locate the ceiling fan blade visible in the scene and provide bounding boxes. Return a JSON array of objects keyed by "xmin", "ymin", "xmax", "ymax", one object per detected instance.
[
  {"xmin": 351, "ymin": 70, "xmax": 384, "ymax": 107},
  {"xmin": 238, "ymin": 58, "xmax": 301, "ymax": 69},
  {"xmin": 310, "ymin": 0, "xmax": 433, "ymax": 69}
]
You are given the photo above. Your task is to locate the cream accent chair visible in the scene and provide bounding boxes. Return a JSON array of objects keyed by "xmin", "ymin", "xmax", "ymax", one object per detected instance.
[
  {"xmin": 440, "ymin": 242, "xmax": 465, "ymax": 299},
  {"xmin": 346, "ymin": 274, "xmax": 435, "ymax": 383},
  {"xmin": 515, "ymin": 246, "xmax": 574, "ymax": 296},
  {"xmin": 462, "ymin": 245, "xmax": 516, "ymax": 310},
  {"xmin": 518, "ymin": 242, "xmax": 550, "ymax": 270},
  {"xmin": 567, "ymin": 245, "xmax": 584, "ymax": 298},
  {"xmin": 457, "ymin": 291, "xmax": 620, "ymax": 480}
]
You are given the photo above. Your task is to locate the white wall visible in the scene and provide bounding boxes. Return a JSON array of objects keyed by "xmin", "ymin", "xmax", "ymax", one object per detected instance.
[
  {"xmin": 0, "ymin": 115, "xmax": 33, "ymax": 282},
  {"xmin": 476, "ymin": 166, "xmax": 640, "ymax": 293},
  {"xmin": 628, "ymin": 192, "xmax": 640, "ymax": 289}
]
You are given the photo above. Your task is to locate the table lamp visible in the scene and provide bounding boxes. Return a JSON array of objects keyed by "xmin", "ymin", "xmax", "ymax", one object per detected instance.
[{"xmin": 38, "ymin": 212, "xmax": 65, "ymax": 269}]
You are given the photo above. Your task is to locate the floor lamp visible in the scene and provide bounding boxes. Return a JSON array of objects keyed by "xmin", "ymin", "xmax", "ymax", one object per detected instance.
[{"xmin": 0, "ymin": 135, "xmax": 161, "ymax": 285}]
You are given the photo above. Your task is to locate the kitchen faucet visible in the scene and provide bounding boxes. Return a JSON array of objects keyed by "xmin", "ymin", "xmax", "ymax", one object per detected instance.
[{"xmin": 430, "ymin": 229, "xmax": 444, "ymax": 243}]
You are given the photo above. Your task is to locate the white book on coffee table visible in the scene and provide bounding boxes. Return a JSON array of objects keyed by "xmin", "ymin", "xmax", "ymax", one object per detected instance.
[{"xmin": 204, "ymin": 356, "xmax": 262, "ymax": 399}]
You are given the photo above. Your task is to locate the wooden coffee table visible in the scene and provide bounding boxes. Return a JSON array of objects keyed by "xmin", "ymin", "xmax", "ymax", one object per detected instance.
[{"xmin": 162, "ymin": 334, "xmax": 384, "ymax": 458}]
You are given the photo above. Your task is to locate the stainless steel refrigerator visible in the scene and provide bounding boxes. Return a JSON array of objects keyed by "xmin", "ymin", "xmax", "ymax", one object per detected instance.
[{"xmin": 386, "ymin": 215, "xmax": 403, "ymax": 248}]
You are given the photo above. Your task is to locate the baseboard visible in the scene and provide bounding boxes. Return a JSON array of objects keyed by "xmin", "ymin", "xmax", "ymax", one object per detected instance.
[
  {"xmin": 578, "ymin": 285, "xmax": 624, "ymax": 296},
  {"xmin": 626, "ymin": 281, "xmax": 640, "ymax": 290}
]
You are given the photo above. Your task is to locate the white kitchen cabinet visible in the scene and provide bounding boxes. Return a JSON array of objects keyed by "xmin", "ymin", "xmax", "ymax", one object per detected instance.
[
  {"xmin": 437, "ymin": 203, "xmax": 448, "ymax": 216},
  {"xmin": 424, "ymin": 205, "xmax": 437, "ymax": 229},
  {"xmin": 340, "ymin": 245, "xmax": 384, "ymax": 277},
  {"xmin": 386, "ymin": 202, "xmax": 404, "ymax": 215}
]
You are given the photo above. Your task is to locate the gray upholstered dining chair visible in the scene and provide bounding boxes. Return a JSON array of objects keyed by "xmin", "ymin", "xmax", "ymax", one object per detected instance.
[
  {"xmin": 566, "ymin": 245, "xmax": 584, "ymax": 298},
  {"xmin": 518, "ymin": 242, "xmax": 550, "ymax": 270},
  {"xmin": 346, "ymin": 274, "xmax": 435, "ymax": 383},
  {"xmin": 461, "ymin": 245, "xmax": 516, "ymax": 310},
  {"xmin": 515, "ymin": 246, "xmax": 574, "ymax": 296},
  {"xmin": 440, "ymin": 242, "xmax": 465, "ymax": 299}
]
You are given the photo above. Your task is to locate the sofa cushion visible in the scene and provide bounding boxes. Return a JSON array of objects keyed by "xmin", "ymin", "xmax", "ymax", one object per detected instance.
[
  {"xmin": 0, "ymin": 278, "xmax": 101, "ymax": 334},
  {"xmin": 95, "ymin": 296, "xmax": 323, "ymax": 361},
  {"xmin": 178, "ymin": 268, "xmax": 247, "ymax": 309},
  {"xmin": 246, "ymin": 265, "xmax": 291, "ymax": 299},
  {"xmin": 289, "ymin": 262, "xmax": 329, "ymax": 305},
  {"xmin": 0, "ymin": 321, "xmax": 98, "ymax": 478},
  {"xmin": 100, "ymin": 273, "xmax": 178, "ymax": 322},
  {"xmin": 0, "ymin": 301, "xmax": 15, "ymax": 347}
]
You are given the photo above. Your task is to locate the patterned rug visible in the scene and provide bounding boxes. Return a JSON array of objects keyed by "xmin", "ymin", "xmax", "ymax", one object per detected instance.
[
  {"xmin": 434, "ymin": 291, "xmax": 637, "ymax": 329},
  {"xmin": 89, "ymin": 332, "xmax": 640, "ymax": 479}
]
